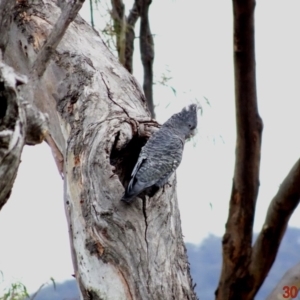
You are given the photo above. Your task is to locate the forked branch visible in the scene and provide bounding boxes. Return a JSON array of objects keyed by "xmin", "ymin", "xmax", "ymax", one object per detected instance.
[
  {"xmin": 250, "ymin": 159, "xmax": 300, "ymax": 297},
  {"xmin": 216, "ymin": 1, "xmax": 300, "ymax": 299},
  {"xmin": 216, "ymin": 0, "xmax": 262, "ymax": 298}
]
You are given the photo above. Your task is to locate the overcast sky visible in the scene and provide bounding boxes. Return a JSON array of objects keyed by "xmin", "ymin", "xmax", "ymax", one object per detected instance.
[{"xmin": 1, "ymin": 0, "xmax": 300, "ymax": 294}]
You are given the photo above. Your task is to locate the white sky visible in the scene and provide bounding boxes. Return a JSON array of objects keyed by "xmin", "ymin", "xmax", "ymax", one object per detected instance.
[{"xmin": 1, "ymin": 0, "xmax": 300, "ymax": 294}]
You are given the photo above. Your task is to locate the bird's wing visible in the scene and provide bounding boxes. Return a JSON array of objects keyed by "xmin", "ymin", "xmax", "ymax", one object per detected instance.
[
  {"xmin": 128, "ymin": 153, "xmax": 147, "ymax": 192},
  {"xmin": 136, "ymin": 133, "xmax": 184, "ymax": 187},
  {"xmin": 122, "ymin": 131, "xmax": 184, "ymax": 203},
  {"xmin": 121, "ymin": 153, "xmax": 147, "ymax": 202}
]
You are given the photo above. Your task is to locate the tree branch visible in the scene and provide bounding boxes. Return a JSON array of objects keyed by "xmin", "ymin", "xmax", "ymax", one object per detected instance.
[
  {"xmin": 110, "ymin": 0, "xmax": 154, "ymax": 117},
  {"xmin": 0, "ymin": 59, "xmax": 47, "ymax": 209},
  {"xmin": 30, "ymin": 0, "xmax": 86, "ymax": 176},
  {"xmin": 216, "ymin": 0, "xmax": 263, "ymax": 299},
  {"xmin": 111, "ymin": 0, "xmax": 140, "ymax": 73},
  {"xmin": 89, "ymin": 0, "xmax": 95, "ymax": 28},
  {"xmin": 139, "ymin": 0, "xmax": 155, "ymax": 118},
  {"xmin": 0, "ymin": 60, "xmax": 26, "ymax": 209},
  {"xmin": 127, "ymin": 2, "xmax": 140, "ymax": 26},
  {"xmin": 124, "ymin": 1, "xmax": 140, "ymax": 73},
  {"xmin": 249, "ymin": 159, "xmax": 300, "ymax": 297},
  {"xmin": 44, "ymin": 133, "xmax": 64, "ymax": 178},
  {"xmin": 1, "ymin": 1, "xmax": 198, "ymax": 298},
  {"xmin": 110, "ymin": 0, "xmax": 125, "ymax": 65},
  {"xmin": 31, "ymin": 0, "xmax": 85, "ymax": 79}
]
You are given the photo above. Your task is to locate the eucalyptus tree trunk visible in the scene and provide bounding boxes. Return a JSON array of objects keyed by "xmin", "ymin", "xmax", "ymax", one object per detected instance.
[
  {"xmin": 0, "ymin": 1, "xmax": 197, "ymax": 299},
  {"xmin": 216, "ymin": 1, "xmax": 300, "ymax": 299}
]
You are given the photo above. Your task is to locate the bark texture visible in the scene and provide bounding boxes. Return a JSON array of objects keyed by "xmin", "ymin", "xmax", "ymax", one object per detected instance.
[
  {"xmin": 139, "ymin": 0, "xmax": 154, "ymax": 118},
  {"xmin": 250, "ymin": 159, "xmax": 300, "ymax": 298},
  {"xmin": 124, "ymin": 2, "xmax": 139, "ymax": 74},
  {"xmin": 110, "ymin": 0, "xmax": 155, "ymax": 118},
  {"xmin": 216, "ymin": 1, "xmax": 263, "ymax": 297},
  {"xmin": 216, "ymin": 1, "xmax": 300, "ymax": 299},
  {"xmin": 0, "ymin": 58, "xmax": 47, "ymax": 209},
  {"xmin": 1, "ymin": 1, "xmax": 197, "ymax": 299}
]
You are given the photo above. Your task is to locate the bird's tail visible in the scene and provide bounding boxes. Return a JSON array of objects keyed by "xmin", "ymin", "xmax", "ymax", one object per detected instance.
[
  {"xmin": 121, "ymin": 192, "xmax": 135, "ymax": 204},
  {"xmin": 121, "ymin": 182, "xmax": 137, "ymax": 203}
]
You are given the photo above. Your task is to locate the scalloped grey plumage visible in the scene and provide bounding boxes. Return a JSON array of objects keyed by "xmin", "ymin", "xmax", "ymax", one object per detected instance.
[{"xmin": 121, "ymin": 104, "xmax": 198, "ymax": 203}]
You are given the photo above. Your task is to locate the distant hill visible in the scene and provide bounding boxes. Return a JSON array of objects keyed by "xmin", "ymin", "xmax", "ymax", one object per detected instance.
[
  {"xmin": 187, "ymin": 226, "xmax": 300, "ymax": 300},
  {"xmin": 30, "ymin": 227, "xmax": 300, "ymax": 300},
  {"xmin": 28, "ymin": 279, "xmax": 79, "ymax": 300}
]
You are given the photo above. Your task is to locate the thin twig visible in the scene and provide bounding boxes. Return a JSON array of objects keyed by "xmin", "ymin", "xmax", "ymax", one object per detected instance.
[
  {"xmin": 30, "ymin": 283, "xmax": 46, "ymax": 300},
  {"xmin": 90, "ymin": 0, "xmax": 94, "ymax": 28}
]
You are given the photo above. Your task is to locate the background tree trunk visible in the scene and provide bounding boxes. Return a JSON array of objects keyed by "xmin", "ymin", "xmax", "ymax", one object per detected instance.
[
  {"xmin": 216, "ymin": 1, "xmax": 300, "ymax": 299},
  {"xmin": 110, "ymin": 0, "xmax": 155, "ymax": 118},
  {"xmin": 1, "ymin": 1, "xmax": 197, "ymax": 299},
  {"xmin": 216, "ymin": 0, "xmax": 262, "ymax": 297}
]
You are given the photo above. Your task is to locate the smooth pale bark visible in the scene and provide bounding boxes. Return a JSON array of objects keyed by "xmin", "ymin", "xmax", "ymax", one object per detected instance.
[{"xmin": 2, "ymin": 1, "xmax": 197, "ymax": 299}]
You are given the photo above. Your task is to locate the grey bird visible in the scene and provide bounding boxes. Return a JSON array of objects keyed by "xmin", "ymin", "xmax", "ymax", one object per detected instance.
[{"xmin": 121, "ymin": 104, "xmax": 198, "ymax": 203}]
